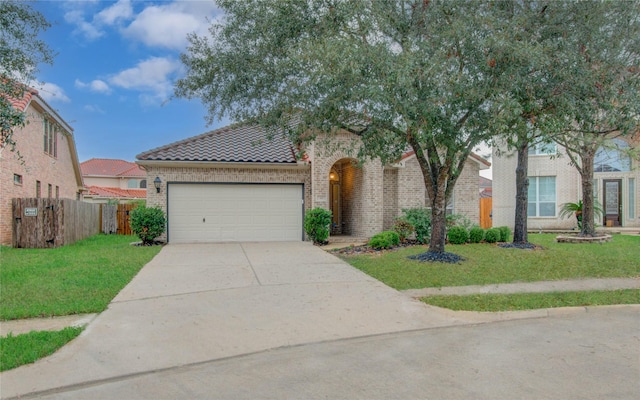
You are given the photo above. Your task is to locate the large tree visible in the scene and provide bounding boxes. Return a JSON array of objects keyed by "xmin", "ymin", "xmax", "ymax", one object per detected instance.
[
  {"xmin": 176, "ymin": 0, "xmax": 524, "ymax": 254},
  {"xmin": 549, "ymin": 0, "xmax": 640, "ymax": 237},
  {"xmin": 1, "ymin": 0, "xmax": 54, "ymax": 154}
]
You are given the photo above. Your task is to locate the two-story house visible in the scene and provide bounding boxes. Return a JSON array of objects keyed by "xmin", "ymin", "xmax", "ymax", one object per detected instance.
[
  {"xmin": 492, "ymin": 136, "xmax": 639, "ymax": 231},
  {"xmin": 0, "ymin": 88, "xmax": 84, "ymax": 245}
]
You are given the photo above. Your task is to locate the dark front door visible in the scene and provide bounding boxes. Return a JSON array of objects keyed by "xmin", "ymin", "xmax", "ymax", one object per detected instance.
[{"xmin": 603, "ymin": 179, "xmax": 622, "ymax": 227}]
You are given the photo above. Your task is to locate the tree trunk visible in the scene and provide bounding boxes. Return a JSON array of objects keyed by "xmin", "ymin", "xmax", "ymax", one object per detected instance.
[
  {"xmin": 513, "ymin": 143, "xmax": 529, "ymax": 243},
  {"xmin": 429, "ymin": 195, "xmax": 447, "ymax": 253},
  {"xmin": 579, "ymin": 152, "xmax": 596, "ymax": 236}
]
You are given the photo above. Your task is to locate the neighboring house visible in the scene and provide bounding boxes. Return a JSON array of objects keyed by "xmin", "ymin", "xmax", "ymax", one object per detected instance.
[
  {"xmin": 0, "ymin": 88, "xmax": 84, "ymax": 245},
  {"xmin": 492, "ymin": 136, "xmax": 640, "ymax": 230},
  {"xmin": 480, "ymin": 176, "xmax": 492, "ymax": 198},
  {"xmin": 81, "ymin": 158, "xmax": 147, "ymax": 203},
  {"xmin": 137, "ymin": 124, "xmax": 489, "ymax": 243}
]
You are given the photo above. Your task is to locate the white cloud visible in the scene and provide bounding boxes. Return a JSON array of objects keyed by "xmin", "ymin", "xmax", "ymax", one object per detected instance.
[
  {"xmin": 64, "ymin": 9, "xmax": 104, "ymax": 40},
  {"xmin": 84, "ymin": 104, "xmax": 106, "ymax": 114},
  {"xmin": 96, "ymin": 0, "xmax": 133, "ymax": 25},
  {"xmin": 109, "ymin": 57, "xmax": 182, "ymax": 101},
  {"xmin": 122, "ymin": 1, "xmax": 220, "ymax": 50},
  {"xmin": 36, "ymin": 82, "xmax": 71, "ymax": 104},
  {"xmin": 75, "ymin": 79, "xmax": 112, "ymax": 94}
]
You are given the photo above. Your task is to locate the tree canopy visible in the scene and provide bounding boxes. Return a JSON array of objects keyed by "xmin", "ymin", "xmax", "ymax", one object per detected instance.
[
  {"xmin": 176, "ymin": 0, "xmax": 525, "ymax": 254},
  {"xmin": 1, "ymin": 0, "xmax": 55, "ymax": 153}
]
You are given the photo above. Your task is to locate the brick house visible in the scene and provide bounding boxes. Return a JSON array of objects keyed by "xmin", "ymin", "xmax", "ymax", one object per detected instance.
[
  {"xmin": 0, "ymin": 88, "xmax": 84, "ymax": 245},
  {"xmin": 81, "ymin": 158, "xmax": 147, "ymax": 203},
  {"xmin": 137, "ymin": 123, "xmax": 489, "ymax": 243},
  {"xmin": 492, "ymin": 136, "xmax": 640, "ymax": 230}
]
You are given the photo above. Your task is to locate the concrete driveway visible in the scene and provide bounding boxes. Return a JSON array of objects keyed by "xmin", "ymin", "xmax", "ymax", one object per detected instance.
[{"xmin": 1, "ymin": 242, "xmax": 472, "ymax": 398}]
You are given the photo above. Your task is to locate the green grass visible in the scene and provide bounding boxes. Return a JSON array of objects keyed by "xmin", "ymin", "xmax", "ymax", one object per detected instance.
[
  {"xmin": 341, "ymin": 234, "xmax": 640, "ymax": 290},
  {"xmin": 420, "ymin": 289, "xmax": 640, "ymax": 312},
  {"xmin": 0, "ymin": 234, "xmax": 162, "ymax": 320},
  {"xmin": 0, "ymin": 327, "xmax": 83, "ymax": 371}
]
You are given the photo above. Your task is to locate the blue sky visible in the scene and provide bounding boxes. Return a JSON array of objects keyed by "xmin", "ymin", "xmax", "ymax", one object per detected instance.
[{"xmin": 30, "ymin": 0, "xmax": 228, "ymax": 162}]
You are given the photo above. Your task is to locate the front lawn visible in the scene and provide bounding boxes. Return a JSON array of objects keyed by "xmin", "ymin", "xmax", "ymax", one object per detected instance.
[
  {"xmin": 0, "ymin": 234, "xmax": 162, "ymax": 320},
  {"xmin": 0, "ymin": 327, "xmax": 83, "ymax": 372},
  {"xmin": 341, "ymin": 234, "xmax": 640, "ymax": 291}
]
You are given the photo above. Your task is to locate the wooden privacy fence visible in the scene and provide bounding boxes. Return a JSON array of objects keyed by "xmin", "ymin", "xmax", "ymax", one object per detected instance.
[
  {"xmin": 12, "ymin": 198, "xmax": 100, "ymax": 248},
  {"xmin": 100, "ymin": 203, "xmax": 138, "ymax": 235},
  {"xmin": 480, "ymin": 197, "xmax": 493, "ymax": 229}
]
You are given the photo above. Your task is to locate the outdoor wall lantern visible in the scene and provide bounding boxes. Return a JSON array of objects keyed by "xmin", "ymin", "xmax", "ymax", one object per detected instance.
[{"xmin": 154, "ymin": 177, "xmax": 162, "ymax": 193}]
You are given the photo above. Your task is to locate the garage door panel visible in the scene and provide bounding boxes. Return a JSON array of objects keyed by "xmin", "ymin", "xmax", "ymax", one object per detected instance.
[{"xmin": 169, "ymin": 184, "xmax": 302, "ymax": 243}]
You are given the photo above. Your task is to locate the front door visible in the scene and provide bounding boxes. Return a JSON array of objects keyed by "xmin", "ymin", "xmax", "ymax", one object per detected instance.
[
  {"xmin": 330, "ymin": 182, "xmax": 341, "ymax": 233},
  {"xmin": 603, "ymin": 179, "xmax": 622, "ymax": 227}
]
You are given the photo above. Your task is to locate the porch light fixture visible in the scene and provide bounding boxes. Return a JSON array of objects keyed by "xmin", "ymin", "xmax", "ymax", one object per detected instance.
[
  {"xmin": 154, "ymin": 177, "xmax": 161, "ymax": 193},
  {"xmin": 329, "ymin": 172, "xmax": 336, "ymax": 180}
]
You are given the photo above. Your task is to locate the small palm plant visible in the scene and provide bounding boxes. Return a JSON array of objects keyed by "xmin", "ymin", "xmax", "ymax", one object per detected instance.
[{"xmin": 559, "ymin": 200, "xmax": 604, "ymax": 229}]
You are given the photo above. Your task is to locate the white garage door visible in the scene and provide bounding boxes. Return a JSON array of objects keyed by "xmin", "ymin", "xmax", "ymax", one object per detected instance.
[{"xmin": 168, "ymin": 184, "xmax": 303, "ymax": 243}]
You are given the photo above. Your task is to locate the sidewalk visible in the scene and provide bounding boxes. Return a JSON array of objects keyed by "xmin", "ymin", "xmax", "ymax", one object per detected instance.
[
  {"xmin": 3, "ymin": 277, "xmax": 638, "ymax": 338},
  {"xmin": 402, "ymin": 277, "xmax": 640, "ymax": 298}
]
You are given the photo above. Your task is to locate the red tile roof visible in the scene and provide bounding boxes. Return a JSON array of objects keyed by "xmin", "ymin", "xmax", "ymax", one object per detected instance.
[
  {"xmin": 81, "ymin": 158, "xmax": 146, "ymax": 177},
  {"xmin": 86, "ymin": 186, "xmax": 147, "ymax": 199},
  {"xmin": 1, "ymin": 81, "xmax": 37, "ymax": 112}
]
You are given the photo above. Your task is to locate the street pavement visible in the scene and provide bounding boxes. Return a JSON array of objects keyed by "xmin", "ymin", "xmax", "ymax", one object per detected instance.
[{"xmin": 1, "ymin": 242, "xmax": 638, "ymax": 399}]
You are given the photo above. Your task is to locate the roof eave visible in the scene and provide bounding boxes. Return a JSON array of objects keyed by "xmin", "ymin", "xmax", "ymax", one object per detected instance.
[{"xmin": 136, "ymin": 160, "xmax": 309, "ymax": 169}]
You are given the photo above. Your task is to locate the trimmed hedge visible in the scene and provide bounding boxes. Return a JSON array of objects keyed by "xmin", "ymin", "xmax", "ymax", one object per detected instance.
[
  {"xmin": 447, "ymin": 226, "xmax": 469, "ymax": 244},
  {"xmin": 369, "ymin": 231, "xmax": 400, "ymax": 249},
  {"xmin": 469, "ymin": 226, "xmax": 485, "ymax": 243},
  {"xmin": 485, "ymin": 228, "xmax": 501, "ymax": 243}
]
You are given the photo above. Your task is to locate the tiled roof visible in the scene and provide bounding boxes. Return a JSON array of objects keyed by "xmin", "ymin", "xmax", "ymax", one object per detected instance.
[
  {"xmin": 136, "ymin": 123, "xmax": 298, "ymax": 163},
  {"xmin": 81, "ymin": 158, "xmax": 146, "ymax": 177},
  {"xmin": 1, "ymin": 82, "xmax": 37, "ymax": 112},
  {"xmin": 85, "ymin": 186, "xmax": 147, "ymax": 199}
]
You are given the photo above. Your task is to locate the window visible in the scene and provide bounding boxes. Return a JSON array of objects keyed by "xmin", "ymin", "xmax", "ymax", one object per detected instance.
[
  {"xmin": 36, "ymin": 181, "xmax": 41, "ymax": 198},
  {"xmin": 630, "ymin": 178, "xmax": 636, "ymax": 220},
  {"xmin": 140, "ymin": 179, "xmax": 147, "ymax": 189},
  {"xmin": 48, "ymin": 184, "xmax": 52, "ymax": 198},
  {"xmin": 56, "ymin": 186, "xmax": 60, "ymax": 199},
  {"xmin": 43, "ymin": 119, "xmax": 58, "ymax": 157},
  {"xmin": 13, "ymin": 174, "xmax": 22, "ymax": 185},
  {"xmin": 127, "ymin": 179, "xmax": 139, "ymax": 188},
  {"xmin": 528, "ymin": 142, "xmax": 556, "ymax": 156},
  {"xmin": 528, "ymin": 176, "xmax": 556, "ymax": 217},
  {"xmin": 595, "ymin": 138, "xmax": 631, "ymax": 172}
]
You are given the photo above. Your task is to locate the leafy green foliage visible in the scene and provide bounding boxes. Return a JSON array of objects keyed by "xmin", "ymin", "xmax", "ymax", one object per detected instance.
[
  {"xmin": 392, "ymin": 217, "xmax": 415, "ymax": 242},
  {"xmin": 369, "ymin": 231, "xmax": 400, "ymax": 250},
  {"xmin": 497, "ymin": 226, "xmax": 511, "ymax": 243},
  {"xmin": 485, "ymin": 228, "xmax": 501, "ymax": 243},
  {"xmin": 559, "ymin": 200, "xmax": 604, "ymax": 229},
  {"xmin": 0, "ymin": 235, "xmax": 161, "ymax": 320},
  {"xmin": 446, "ymin": 214, "xmax": 474, "ymax": 230},
  {"xmin": 469, "ymin": 227, "xmax": 485, "ymax": 243},
  {"xmin": 402, "ymin": 208, "xmax": 431, "ymax": 244},
  {"xmin": 175, "ymin": 0, "xmax": 523, "ymax": 254},
  {"xmin": 447, "ymin": 226, "xmax": 469, "ymax": 245},
  {"xmin": 1, "ymin": 0, "xmax": 55, "ymax": 152},
  {"xmin": 0, "ymin": 327, "xmax": 82, "ymax": 372},
  {"xmin": 129, "ymin": 206, "xmax": 166, "ymax": 245},
  {"xmin": 304, "ymin": 208, "xmax": 332, "ymax": 244}
]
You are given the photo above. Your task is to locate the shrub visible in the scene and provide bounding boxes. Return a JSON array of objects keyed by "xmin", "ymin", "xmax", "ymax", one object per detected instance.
[
  {"xmin": 392, "ymin": 217, "xmax": 415, "ymax": 242},
  {"xmin": 304, "ymin": 208, "xmax": 332, "ymax": 244},
  {"xmin": 469, "ymin": 226, "xmax": 485, "ymax": 243},
  {"xmin": 129, "ymin": 206, "xmax": 166, "ymax": 245},
  {"xmin": 402, "ymin": 208, "xmax": 431, "ymax": 244},
  {"xmin": 446, "ymin": 213, "xmax": 474, "ymax": 230},
  {"xmin": 498, "ymin": 226, "xmax": 511, "ymax": 242},
  {"xmin": 485, "ymin": 228, "xmax": 501, "ymax": 243},
  {"xmin": 369, "ymin": 231, "xmax": 400, "ymax": 249},
  {"xmin": 447, "ymin": 226, "xmax": 469, "ymax": 245}
]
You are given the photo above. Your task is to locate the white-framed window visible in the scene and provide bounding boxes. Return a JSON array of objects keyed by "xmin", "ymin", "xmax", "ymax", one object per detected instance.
[
  {"xmin": 43, "ymin": 119, "xmax": 58, "ymax": 157},
  {"xmin": 140, "ymin": 179, "xmax": 147, "ymax": 189},
  {"xmin": 528, "ymin": 142, "xmax": 556, "ymax": 156},
  {"xmin": 127, "ymin": 179, "xmax": 139, "ymax": 188},
  {"xmin": 13, "ymin": 174, "xmax": 23, "ymax": 185},
  {"xmin": 528, "ymin": 176, "xmax": 556, "ymax": 217},
  {"xmin": 595, "ymin": 138, "xmax": 631, "ymax": 172},
  {"xmin": 629, "ymin": 178, "xmax": 636, "ymax": 220}
]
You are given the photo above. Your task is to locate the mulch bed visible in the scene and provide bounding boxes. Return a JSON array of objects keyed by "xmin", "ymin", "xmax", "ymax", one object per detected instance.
[{"xmin": 329, "ymin": 240, "xmax": 423, "ymax": 256}]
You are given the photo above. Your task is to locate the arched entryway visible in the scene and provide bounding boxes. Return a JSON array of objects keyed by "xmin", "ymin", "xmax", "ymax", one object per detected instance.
[{"xmin": 328, "ymin": 158, "xmax": 360, "ymax": 235}]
